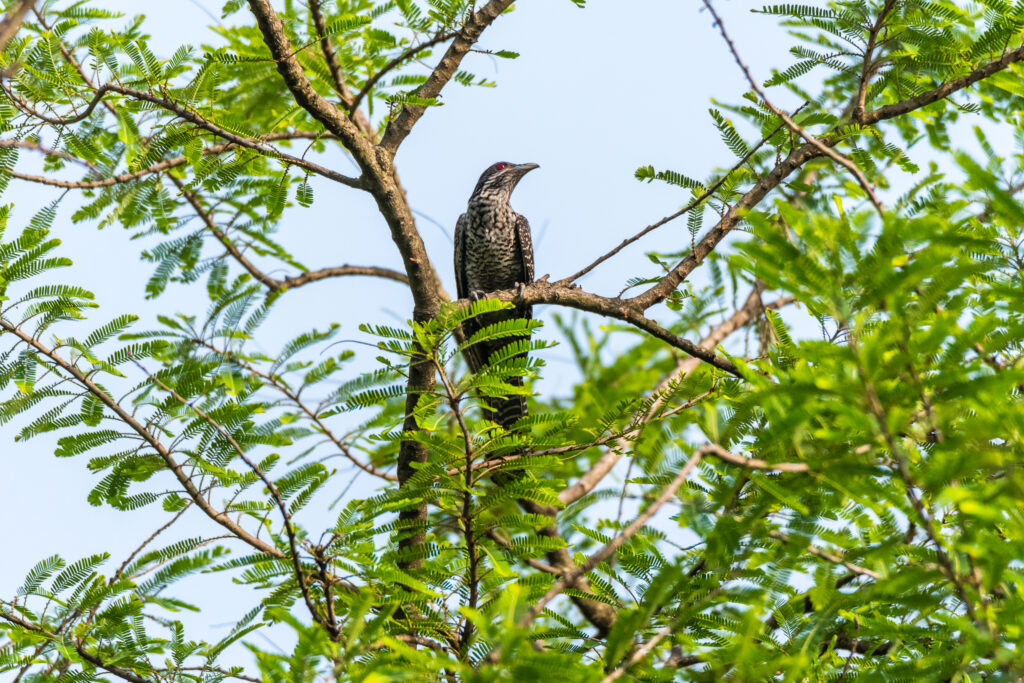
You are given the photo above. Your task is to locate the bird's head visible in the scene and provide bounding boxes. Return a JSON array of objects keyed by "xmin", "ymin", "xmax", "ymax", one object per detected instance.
[{"xmin": 470, "ymin": 161, "xmax": 540, "ymax": 202}]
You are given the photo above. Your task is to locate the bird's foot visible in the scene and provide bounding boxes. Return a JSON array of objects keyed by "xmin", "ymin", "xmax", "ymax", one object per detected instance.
[
  {"xmin": 469, "ymin": 289, "xmax": 487, "ymax": 301},
  {"xmin": 514, "ymin": 282, "xmax": 528, "ymax": 297}
]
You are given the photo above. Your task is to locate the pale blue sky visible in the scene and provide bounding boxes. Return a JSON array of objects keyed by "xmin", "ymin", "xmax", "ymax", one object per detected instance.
[{"xmin": 0, "ymin": 0, "xmax": 1004, "ymax": 669}]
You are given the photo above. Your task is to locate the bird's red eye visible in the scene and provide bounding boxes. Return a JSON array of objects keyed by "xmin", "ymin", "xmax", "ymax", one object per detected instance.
[{"xmin": 496, "ymin": 163, "xmax": 506, "ymax": 170}]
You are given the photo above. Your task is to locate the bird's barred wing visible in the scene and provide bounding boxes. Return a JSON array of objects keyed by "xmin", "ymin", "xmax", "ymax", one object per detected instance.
[
  {"xmin": 454, "ymin": 212, "xmax": 468, "ymax": 301},
  {"xmin": 514, "ymin": 213, "xmax": 534, "ymax": 287}
]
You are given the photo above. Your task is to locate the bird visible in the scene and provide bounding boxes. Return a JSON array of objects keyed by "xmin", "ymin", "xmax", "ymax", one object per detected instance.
[{"xmin": 454, "ymin": 161, "xmax": 539, "ymax": 430}]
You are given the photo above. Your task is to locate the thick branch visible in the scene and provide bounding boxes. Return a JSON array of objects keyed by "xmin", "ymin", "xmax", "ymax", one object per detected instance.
[
  {"xmin": 629, "ymin": 23, "xmax": 1024, "ymax": 311},
  {"xmin": 0, "ymin": 0, "xmax": 33, "ymax": 53},
  {"xmin": 468, "ymin": 280, "xmax": 744, "ymax": 377},
  {"xmin": 379, "ymin": 0, "xmax": 515, "ymax": 154},
  {"xmin": 246, "ymin": 0, "xmax": 444, "ymax": 310},
  {"xmin": 247, "ymin": 0, "xmax": 369, "ymax": 153}
]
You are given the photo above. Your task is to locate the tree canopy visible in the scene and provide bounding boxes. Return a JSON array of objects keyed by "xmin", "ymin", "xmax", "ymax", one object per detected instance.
[{"xmin": 2, "ymin": 0, "xmax": 1024, "ymax": 680}]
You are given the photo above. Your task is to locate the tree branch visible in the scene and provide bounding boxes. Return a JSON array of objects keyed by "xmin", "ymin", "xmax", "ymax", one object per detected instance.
[
  {"xmin": 703, "ymin": 442, "xmax": 809, "ymax": 474},
  {"xmin": 701, "ymin": 0, "xmax": 884, "ymax": 215},
  {"xmin": 192, "ymin": 337, "xmax": 398, "ymax": 482},
  {"xmin": 306, "ymin": 0, "xmax": 378, "ymax": 141},
  {"xmin": 8, "ymin": 132, "xmax": 329, "ymax": 189},
  {"xmin": 347, "ymin": 31, "xmax": 458, "ymax": 116},
  {"xmin": 0, "ymin": 138, "xmax": 99, "ymax": 175},
  {"xmin": 464, "ymin": 280, "xmax": 745, "ymax": 377},
  {"xmin": 0, "ymin": 81, "xmax": 362, "ymax": 189},
  {"xmin": 559, "ymin": 288, "xmax": 792, "ymax": 505},
  {"xmin": 517, "ymin": 448, "xmax": 705, "ymax": 631},
  {"xmin": 851, "ymin": 0, "xmax": 898, "ymax": 123},
  {"xmin": 128, "ymin": 353, "xmax": 339, "ymax": 638},
  {"xmin": 379, "ymin": 0, "xmax": 516, "ymax": 154},
  {"xmin": 0, "ymin": 0, "xmax": 34, "ymax": 54},
  {"xmin": 0, "ymin": 318, "xmax": 285, "ymax": 559},
  {"xmin": 168, "ymin": 175, "xmax": 408, "ymax": 292},
  {"xmin": 627, "ymin": 12, "xmax": 1024, "ymax": 312},
  {"xmin": 307, "ymin": 0, "xmax": 348, "ymax": 101},
  {"xmin": 561, "ymin": 106, "xmax": 807, "ymax": 285},
  {"xmin": 0, "ymin": 611, "xmax": 149, "ymax": 683}
]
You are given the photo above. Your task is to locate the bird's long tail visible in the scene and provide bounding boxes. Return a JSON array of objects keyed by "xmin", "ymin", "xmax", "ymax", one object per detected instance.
[
  {"xmin": 485, "ymin": 378, "xmax": 527, "ymax": 430},
  {"xmin": 462, "ymin": 307, "xmax": 531, "ymax": 431}
]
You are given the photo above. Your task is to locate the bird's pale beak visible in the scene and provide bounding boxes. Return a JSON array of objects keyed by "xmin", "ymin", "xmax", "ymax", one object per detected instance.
[{"xmin": 515, "ymin": 163, "xmax": 540, "ymax": 174}]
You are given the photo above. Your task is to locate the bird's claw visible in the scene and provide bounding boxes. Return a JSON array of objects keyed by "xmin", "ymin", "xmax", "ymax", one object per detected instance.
[
  {"xmin": 514, "ymin": 282, "xmax": 527, "ymax": 297},
  {"xmin": 469, "ymin": 289, "xmax": 486, "ymax": 302}
]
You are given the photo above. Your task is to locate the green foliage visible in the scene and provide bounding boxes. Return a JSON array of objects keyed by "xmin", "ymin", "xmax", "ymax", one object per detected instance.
[{"xmin": 2, "ymin": 0, "xmax": 1024, "ymax": 681}]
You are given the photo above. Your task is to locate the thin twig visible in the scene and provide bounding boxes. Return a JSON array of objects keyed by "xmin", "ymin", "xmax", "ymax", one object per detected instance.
[
  {"xmin": 0, "ymin": 319, "xmax": 284, "ymax": 558},
  {"xmin": 348, "ymin": 31, "xmax": 458, "ymax": 115},
  {"xmin": 517, "ymin": 448, "xmax": 705, "ymax": 630},
  {"xmin": 127, "ymin": 353, "xmax": 339, "ymax": 639},
  {"xmin": 560, "ymin": 107, "xmax": 807, "ymax": 285},
  {"xmin": 700, "ymin": 0, "xmax": 884, "ymax": 215}
]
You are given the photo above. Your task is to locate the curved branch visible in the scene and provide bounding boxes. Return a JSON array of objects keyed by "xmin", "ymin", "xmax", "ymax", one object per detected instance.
[
  {"xmin": 0, "ymin": 611, "xmax": 149, "ymax": 683},
  {"xmin": 462, "ymin": 280, "xmax": 744, "ymax": 377},
  {"xmin": 168, "ymin": 175, "xmax": 407, "ymax": 292},
  {"xmin": 281, "ymin": 265, "xmax": 409, "ymax": 288},
  {"xmin": 307, "ymin": 0, "xmax": 348, "ymax": 101}
]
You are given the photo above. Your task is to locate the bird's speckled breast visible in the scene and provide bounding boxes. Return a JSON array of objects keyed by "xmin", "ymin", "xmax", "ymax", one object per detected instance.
[{"xmin": 463, "ymin": 201, "xmax": 523, "ymax": 293}]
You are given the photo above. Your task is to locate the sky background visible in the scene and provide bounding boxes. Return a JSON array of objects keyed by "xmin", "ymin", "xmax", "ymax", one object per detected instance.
[{"xmin": 0, "ymin": 0, "xmax": 1009, "ymax": 670}]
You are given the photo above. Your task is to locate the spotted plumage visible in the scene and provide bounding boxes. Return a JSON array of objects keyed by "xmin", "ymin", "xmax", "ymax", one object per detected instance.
[{"xmin": 454, "ymin": 161, "xmax": 538, "ymax": 428}]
